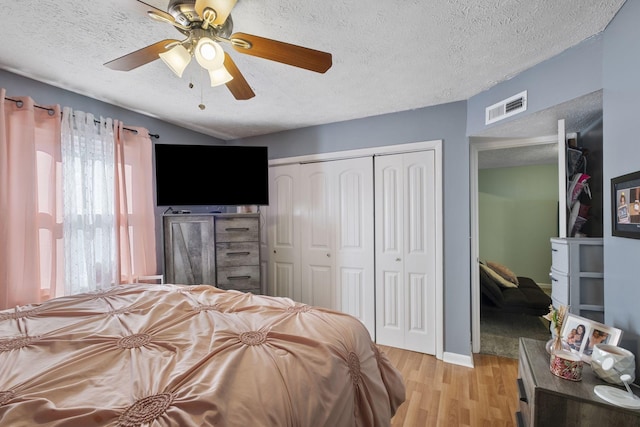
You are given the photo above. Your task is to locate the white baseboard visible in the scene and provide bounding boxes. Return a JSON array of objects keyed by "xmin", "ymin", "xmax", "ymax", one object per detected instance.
[
  {"xmin": 538, "ymin": 282, "xmax": 551, "ymax": 291},
  {"xmin": 443, "ymin": 351, "xmax": 474, "ymax": 368}
]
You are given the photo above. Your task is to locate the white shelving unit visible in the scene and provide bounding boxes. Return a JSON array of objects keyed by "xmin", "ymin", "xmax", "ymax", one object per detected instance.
[{"xmin": 549, "ymin": 237, "xmax": 604, "ymax": 322}]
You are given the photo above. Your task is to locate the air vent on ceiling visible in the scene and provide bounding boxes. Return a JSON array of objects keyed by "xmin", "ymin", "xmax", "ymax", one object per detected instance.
[{"xmin": 485, "ymin": 91, "xmax": 527, "ymax": 125}]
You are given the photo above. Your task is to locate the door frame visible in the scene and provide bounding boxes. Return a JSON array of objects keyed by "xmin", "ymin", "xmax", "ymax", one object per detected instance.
[
  {"xmin": 269, "ymin": 139, "xmax": 444, "ymax": 360},
  {"xmin": 469, "ymin": 135, "xmax": 557, "ymax": 353}
]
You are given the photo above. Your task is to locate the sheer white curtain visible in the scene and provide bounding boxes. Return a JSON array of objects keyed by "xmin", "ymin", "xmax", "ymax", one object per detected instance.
[{"xmin": 61, "ymin": 107, "xmax": 117, "ymax": 294}]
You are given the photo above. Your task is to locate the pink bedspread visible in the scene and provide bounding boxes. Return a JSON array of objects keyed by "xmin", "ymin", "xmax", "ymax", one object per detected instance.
[{"xmin": 0, "ymin": 284, "xmax": 405, "ymax": 426}]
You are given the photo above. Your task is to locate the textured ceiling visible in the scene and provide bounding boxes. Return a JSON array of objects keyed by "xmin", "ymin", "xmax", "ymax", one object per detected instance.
[{"xmin": 0, "ymin": 1, "xmax": 625, "ymax": 141}]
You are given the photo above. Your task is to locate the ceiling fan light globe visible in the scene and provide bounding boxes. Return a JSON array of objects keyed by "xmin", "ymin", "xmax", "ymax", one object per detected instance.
[
  {"xmin": 195, "ymin": 0, "xmax": 237, "ymax": 26},
  {"xmin": 209, "ymin": 66, "xmax": 233, "ymax": 87},
  {"xmin": 159, "ymin": 44, "xmax": 191, "ymax": 77},
  {"xmin": 195, "ymin": 37, "xmax": 225, "ymax": 70},
  {"xmin": 199, "ymin": 43, "xmax": 217, "ymax": 61}
]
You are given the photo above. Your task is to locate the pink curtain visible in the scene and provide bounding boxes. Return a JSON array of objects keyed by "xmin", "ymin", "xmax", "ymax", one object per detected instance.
[
  {"xmin": 0, "ymin": 89, "xmax": 63, "ymax": 309},
  {"xmin": 1, "ymin": 89, "xmax": 157, "ymax": 310},
  {"xmin": 114, "ymin": 122, "xmax": 157, "ymax": 284}
]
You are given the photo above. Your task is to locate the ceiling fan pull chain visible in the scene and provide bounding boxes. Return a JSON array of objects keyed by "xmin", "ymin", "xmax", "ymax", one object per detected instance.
[{"xmin": 199, "ymin": 67, "xmax": 206, "ymax": 110}]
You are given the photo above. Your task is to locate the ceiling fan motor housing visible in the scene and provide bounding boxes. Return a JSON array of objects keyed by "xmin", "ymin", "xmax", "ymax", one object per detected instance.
[
  {"xmin": 168, "ymin": 0, "xmax": 234, "ymax": 37},
  {"xmin": 168, "ymin": 0, "xmax": 201, "ymax": 27}
]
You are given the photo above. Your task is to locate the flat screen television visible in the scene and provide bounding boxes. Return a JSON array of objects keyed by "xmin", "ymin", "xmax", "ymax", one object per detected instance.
[{"xmin": 154, "ymin": 144, "xmax": 269, "ymax": 206}]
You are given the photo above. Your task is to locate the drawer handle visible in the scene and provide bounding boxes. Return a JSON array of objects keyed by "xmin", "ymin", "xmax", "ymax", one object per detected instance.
[
  {"xmin": 552, "ymin": 248, "xmax": 558, "ymax": 252},
  {"xmin": 227, "ymin": 275, "xmax": 252, "ymax": 280},
  {"xmin": 228, "ymin": 252, "xmax": 251, "ymax": 256},
  {"xmin": 550, "ymin": 276, "xmax": 558, "ymax": 282},
  {"xmin": 225, "ymin": 227, "xmax": 250, "ymax": 232},
  {"xmin": 517, "ymin": 378, "xmax": 528, "ymax": 403}
]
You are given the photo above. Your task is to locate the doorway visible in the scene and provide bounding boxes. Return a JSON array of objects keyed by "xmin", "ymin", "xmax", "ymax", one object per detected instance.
[{"xmin": 470, "ymin": 136, "xmax": 557, "ymax": 357}]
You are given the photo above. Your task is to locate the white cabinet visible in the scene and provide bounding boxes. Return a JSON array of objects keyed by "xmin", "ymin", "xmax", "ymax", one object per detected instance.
[{"xmin": 549, "ymin": 237, "xmax": 604, "ymax": 322}]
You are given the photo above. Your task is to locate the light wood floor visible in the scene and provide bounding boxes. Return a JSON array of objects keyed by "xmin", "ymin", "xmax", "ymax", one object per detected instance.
[{"xmin": 380, "ymin": 345, "xmax": 519, "ymax": 427}]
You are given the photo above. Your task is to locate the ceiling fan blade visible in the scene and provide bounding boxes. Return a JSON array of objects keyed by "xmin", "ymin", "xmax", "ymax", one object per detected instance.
[
  {"xmin": 230, "ymin": 32, "xmax": 332, "ymax": 73},
  {"xmin": 195, "ymin": 0, "xmax": 238, "ymax": 26},
  {"xmin": 104, "ymin": 39, "xmax": 180, "ymax": 71},
  {"xmin": 137, "ymin": 1, "xmax": 175, "ymax": 23},
  {"xmin": 223, "ymin": 54, "xmax": 255, "ymax": 100}
]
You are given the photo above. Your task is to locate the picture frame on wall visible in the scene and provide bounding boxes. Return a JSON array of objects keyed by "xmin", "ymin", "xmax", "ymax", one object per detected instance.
[
  {"xmin": 560, "ymin": 313, "xmax": 623, "ymax": 363},
  {"xmin": 611, "ymin": 170, "xmax": 640, "ymax": 239}
]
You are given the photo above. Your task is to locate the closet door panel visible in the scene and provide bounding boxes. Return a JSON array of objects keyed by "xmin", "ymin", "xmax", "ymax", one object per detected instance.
[
  {"xmin": 381, "ymin": 270, "xmax": 403, "ymax": 347},
  {"xmin": 267, "ymin": 164, "xmax": 300, "ymax": 299},
  {"xmin": 340, "ymin": 267, "xmax": 365, "ymax": 321},
  {"xmin": 375, "ymin": 157, "xmax": 406, "ymax": 346},
  {"xmin": 333, "ymin": 158, "xmax": 375, "ymax": 335},
  {"xmin": 404, "ymin": 151, "xmax": 436, "ymax": 354},
  {"xmin": 300, "ymin": 164, "xmax": 334, "ymax": 307},
  {"xmin": 376, "ymin": 151, "xmax": 436, "ymax": 354}
]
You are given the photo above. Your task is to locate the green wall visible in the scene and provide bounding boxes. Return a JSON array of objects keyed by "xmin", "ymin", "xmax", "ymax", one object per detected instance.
[{"xmin": 479, "ymin": 164, "xmax": 558, "ymax": 284}]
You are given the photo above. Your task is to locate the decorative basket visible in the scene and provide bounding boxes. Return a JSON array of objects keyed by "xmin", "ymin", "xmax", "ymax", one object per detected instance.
[{"xmin": 550, "ymin": 350, "xmax": 583, "ymax": 381}]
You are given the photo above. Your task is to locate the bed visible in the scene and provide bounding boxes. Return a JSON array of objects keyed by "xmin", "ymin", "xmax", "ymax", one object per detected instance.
[{"xmin": 0, "ymin": 284, "xmax": 405, "ymax": 426}]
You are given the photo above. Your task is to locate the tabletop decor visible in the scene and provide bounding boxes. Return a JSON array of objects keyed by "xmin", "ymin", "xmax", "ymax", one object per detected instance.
[
  {"xmin": 550, "ymin": 350, "xmax": 584, "ymax": 381},
  {"xmin": 543, "ymin": 304, "xmax": 569, "ymax": 354},
  {"xmin": 560, "ymin": 313, "xmax": 623, "ymax": 363}
]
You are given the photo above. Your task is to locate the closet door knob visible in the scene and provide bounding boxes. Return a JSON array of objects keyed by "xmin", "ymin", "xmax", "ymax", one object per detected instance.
[
  {"xmin": 396, "ymin": 258, "xmax": 401, "ymax": 262},
  {"xmin": 326, "ymin": 253, "xmax": 331, "ymax": 258}
]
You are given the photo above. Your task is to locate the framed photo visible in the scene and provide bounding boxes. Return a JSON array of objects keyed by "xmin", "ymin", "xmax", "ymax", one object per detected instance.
[
  {"xmin": 611, "ymin": 170, "xmax": 640, "ymax": 238},
  {"xmin": 560, "ymin": 314, "xmax": 623, "ymax": 363}
]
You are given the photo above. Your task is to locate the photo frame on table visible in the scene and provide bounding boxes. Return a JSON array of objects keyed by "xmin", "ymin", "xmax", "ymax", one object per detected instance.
[
  {"xmin": 560, "ymin": 313, "xmax": 623, "ymax": 363},
  {"xmin": 611, "ymin": 170, "xmax": 640, "ymax": 239}
]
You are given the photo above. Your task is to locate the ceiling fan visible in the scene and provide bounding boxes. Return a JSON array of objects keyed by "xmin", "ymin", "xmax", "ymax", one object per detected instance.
[{"xmin": 104, "ymin": 0, "xmax": 333, "ymax": 100}]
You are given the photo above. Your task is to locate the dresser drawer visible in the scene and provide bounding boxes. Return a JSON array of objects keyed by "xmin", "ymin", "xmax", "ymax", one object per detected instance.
[
  {"xmin": 215, "ymin": 216, "xmax": 259, "ymax": 242},
  {"xmin": 216, "ymin": 266, "xmax": 260, "ymax": 289},
  {"xmin": 518, "ymin": 342, "xmax": 535, "ymax": 427},
  {"xmin": 549, "ymin": 269, "xmax": 569, "ymax": 305},
  {"xmin": 550, "ymin": 240, "xmax": 569, "ymax": 274},
  {"xmin": 216, "ymin": 242, "xmax": 259, "ymax": 267}
]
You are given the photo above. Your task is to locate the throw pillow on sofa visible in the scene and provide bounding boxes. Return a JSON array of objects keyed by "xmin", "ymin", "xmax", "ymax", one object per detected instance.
[
  {"xmin": 486, "ymin": 261, "xmax": 519, "ymax": 286},
  {"xmin": 479, "ymin": 263, "xmax": 518, "ymax": 288}
]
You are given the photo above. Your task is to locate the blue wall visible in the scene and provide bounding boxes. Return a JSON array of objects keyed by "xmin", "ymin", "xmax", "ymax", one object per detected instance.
[
  {"xmin": 233, "ymin": 102, "xmax": 471, "ymax": 357},
  {"xmin": 602, "ymin": 0, "xmax": 640, "ymax": 367}
]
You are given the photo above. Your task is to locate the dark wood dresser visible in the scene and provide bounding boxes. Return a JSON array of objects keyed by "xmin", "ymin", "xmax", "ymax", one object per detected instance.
[{"xmin": 517, "ymin": 337, "xmax": 640, "ymax": 426}]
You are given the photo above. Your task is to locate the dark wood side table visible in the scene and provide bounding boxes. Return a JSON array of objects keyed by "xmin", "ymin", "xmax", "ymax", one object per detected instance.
[{"xmin": 517, "ymin": 337, "xmax": 640, "ymax": 426}]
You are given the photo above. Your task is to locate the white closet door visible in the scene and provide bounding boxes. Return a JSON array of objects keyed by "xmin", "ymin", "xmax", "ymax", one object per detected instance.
[
  {"xmin": 299, "ymin": 162, "xmax": 335, "ymax": 308},
  {"xmin": 299, "ymin": 157, "xmax": 375, "ymax": 335},
  {"xmin": 267, "ymin": 164, "xmax": 301, "ymax": 300},
  {"xmin": 333, "ymin": 157, "xmax": 375, "ymax": 335},
  {"xmin": 375, "ymin": 151, "xmax": 436, "ymax": 354}
]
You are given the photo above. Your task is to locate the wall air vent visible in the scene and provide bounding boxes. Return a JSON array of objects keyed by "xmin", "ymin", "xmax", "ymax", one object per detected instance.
[{"xmin": 485, "ymin": 90, "xmax": 527, "ymax": 125}]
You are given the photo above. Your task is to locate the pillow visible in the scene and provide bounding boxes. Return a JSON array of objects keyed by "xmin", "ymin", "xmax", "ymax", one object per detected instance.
[
  {"xmin": 479, "ymin": 263, "xmax": 518, "ymax": 289},
  {"xmin": 486, "ymin": 261, "xmax": 519, "ymax": 286},
  {"xmin": 479, "ymin": 267, "xmax": 504, "ymax": 307}
]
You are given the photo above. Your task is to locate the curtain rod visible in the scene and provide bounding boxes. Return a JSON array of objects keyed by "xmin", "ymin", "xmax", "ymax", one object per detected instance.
[{"xmin": 4, "ymin": 96, "xmax": 160, "ymax": 139}]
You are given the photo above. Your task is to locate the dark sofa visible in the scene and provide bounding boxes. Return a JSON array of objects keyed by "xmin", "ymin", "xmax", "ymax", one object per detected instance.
[{"xmin": 479, "ymin": 267, "xmax": 552, "ymax": 317}]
